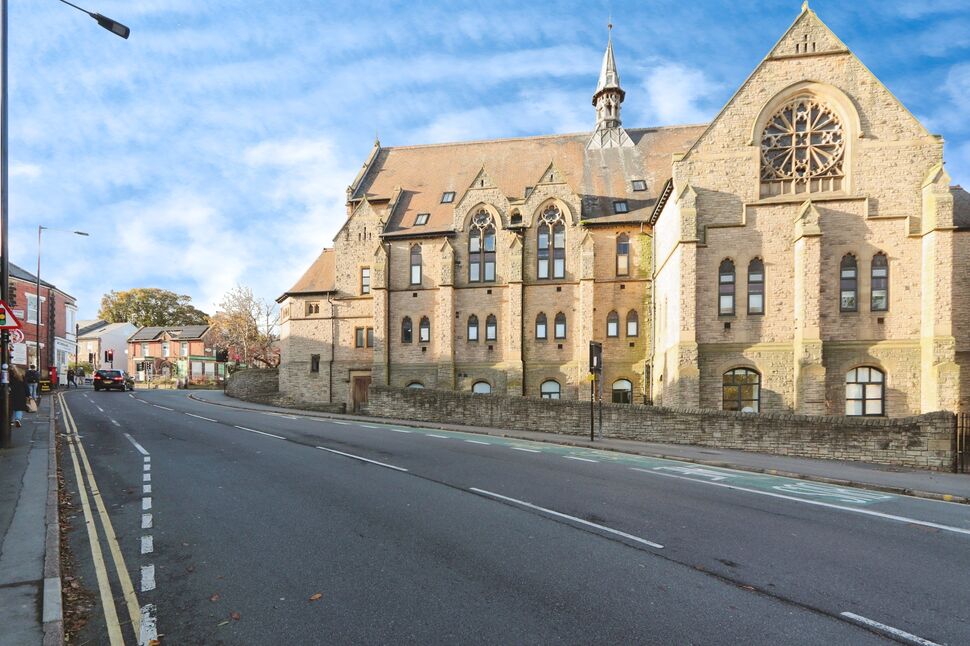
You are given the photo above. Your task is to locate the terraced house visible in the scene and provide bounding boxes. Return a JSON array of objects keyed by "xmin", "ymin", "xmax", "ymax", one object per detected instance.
[{"xmin": 279, "ymin": 5, "xmax": 970, "ymax": 418}]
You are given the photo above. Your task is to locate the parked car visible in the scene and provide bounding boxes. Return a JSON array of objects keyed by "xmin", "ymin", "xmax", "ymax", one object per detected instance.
[{"xmin": 93, "ymin": 369, "xmax": 135, "ymax": 392}]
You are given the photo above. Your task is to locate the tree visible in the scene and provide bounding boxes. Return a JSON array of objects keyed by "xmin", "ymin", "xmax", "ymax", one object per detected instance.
[
  {"xmin": 98, "ymin": 288, "xmax": 209, "ymax": 327},
  {"xmin": 208, "ymin": 285, "xmax": 279, "ymax": 368}
]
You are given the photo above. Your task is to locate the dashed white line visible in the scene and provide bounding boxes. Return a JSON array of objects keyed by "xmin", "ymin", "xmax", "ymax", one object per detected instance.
[
  {"xmin": 389, "ymin": 428, "xmax": 412, "ymax": 434},
  {"xmin": 110, "ymin": 419, "xmax": 121, "ymax": 427},
  {"xmin": 839, "ymin": 612, "xmax": 941, "ymax": 646},
  {"xmin": 143, "ymin": 456, "xmax": 150, "ymax": 463},
  {"xmin": 124, "ymin": 433, "xmax": 150, "ymax": 456},
  {"xmin": 139, "ymin": 603, "xmax": 158, "ymax": 646},
  {"xmin": 564, "ymin": 456, "xmax": 598, "ymax": 463},
  {"xmin": 359, "ymin": 424, "xmax": 380, "ymax": 429},
  {"xmin": 316, "ymin": 447, "xmax": 408, "ymax": 472},
  {"xmin": 329, "ymin": 420, "xmax": 350, "ymax": 425},
  {"xmin": 140, "ymin": 565, "xmax": 156, "ymax": 592},
  {"xmin": 470, "ymin": 488, "xmax": 664, "ymax": 549},
  {"xmin": 234, "ymin": 425, "xmax": 285, "ymax": 440},
  {"xmin": 143, "ymin": 485, "xmax": 152, "ymax": 494},
  {"xmin": 510, "ymin": 447, "xmax": 541, "ymax": 453},
  {"xmin": 262, "ymin": 412, "xmax": 298, "ymax": 420},
  {"xmin": 143, "ymin": 473, "xmax": 151, "ymax": 483},
  {"xmin": 136, "ymin": 399, "xmax": 149, "ymax": 405},
  {"xmin": 465, "ymin": 440, "xmax": 491, "ymax": 445},
  {"xmin": 142, "ymin": 497, "xmax": 152, "ymax": 511},
  {"xmin": 96, "ymin": 406, "xmax": 104, "ymax": 413},
  {"xmin": 141, "ymin": 514, "xmax": 153, "ymax": 529},
  {"xmin": 185, "ymin": 413, "xmax": 216, "ymax": 422},
  {"xmin": 143, "ymin": 463, "xmax": 151, "ymax": 472},
  {"xmin": 152, "ymin": 404, "xmax": 173, "ymax": 411},
  {"xmin": 140, "ymin": 536, "xmax": 153, "ymax": 555},
  {"xmin": 426, "ymin": 434, "xmax": 449, "ymax": 439}
]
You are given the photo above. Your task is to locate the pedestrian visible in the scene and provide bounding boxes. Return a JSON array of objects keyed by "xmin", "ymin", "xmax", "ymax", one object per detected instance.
[
  {"xmin": 67, "ymin": 367, "xmax": 77, "ymax": 389},
  {"xmin": 9, "ymin": 365, "xmax": 28, "ymax": 428},
  {"xmin": 25, "ymin": 363, "xmax": 39, "ymax": 401}
]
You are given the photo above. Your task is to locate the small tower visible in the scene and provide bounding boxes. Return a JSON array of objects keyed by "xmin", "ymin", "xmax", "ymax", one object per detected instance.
[{"xmin": 588, "ymin": 23, "xmax": 632, "ymax": 149}]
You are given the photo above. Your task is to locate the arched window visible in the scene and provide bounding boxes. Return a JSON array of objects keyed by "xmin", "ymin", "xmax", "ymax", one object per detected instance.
[
  {"xmin": 407, "ymin": 382, "xmax": 424, "ymax": 389},
  {"xmin": 401, "ymin": 317, "xmax": 412, "ymax": 344},
  {"xmin": 626, "ymin": 310, "xmax": 639, "ymax": 337},
  {"xmin": 410, "ymin": 245, "xmax": 422, "ymax": 285},
  {"xmin": 554, "ymin": 312, "xmax": 567, "ymax": 339},
  {"xmin": 472, "ymin": 381, "xmax": 491, "ymax": 394},
  {"xmin": 469, "ymin": 210, "xmax": 496, "ymax": 283},
  {"xmin": 606, "ymin": 311, "xmax": 619, "ymax": 337},
  {"xmin": 467, "ymin": 315, "xmax": 479, "ymax": 342},
  {"xmin": 485, "ymin": 314, "xmax": 497, "ymax": 341},
  {"xmin": 419, "ymin": 316, "xmax": 430, "ymax": 343},
  {"xmin": 748, "ymin": 258, "xmax": 765, "ymax": 315},
  {"xmin": 616, "ymin": 233, "xmax": 630, "ymax": 276},
  {"xmin": 535, "ymin": 313, "xmax": 547, "ymax": 340},
  {"xmin": 761, "ymin": 96, "xmax": 844, "ymax": 197},
  {"xmin": 722, "ymin": 368, "xmax": 760, "ymax": 413},
  {"xmin": 537, "ymin": 206, "xmax": 565, "ymax": 279},
  {"xmin": 871, "ymin": 253, "xmax": 888, "ymax": 312},
  {"xmin": 612, "ymin": 379, "xmax": 633, "ymax": 404},
  {"xmin": 540, "ymin": 380, "xmax": 561, "ymax": 400},
  {"xmin": 845, "ymin": 367, "xmax": 884, "ymax": 416},
  {"xmin": 840, "ymin": 254, "xmax": 857, "ymax": 312},
  {"xmin": 719, "ymin": 259, "xmax": 735, "ymax": 315}
]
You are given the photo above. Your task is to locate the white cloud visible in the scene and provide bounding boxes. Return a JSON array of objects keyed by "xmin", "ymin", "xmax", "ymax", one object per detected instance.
[
  {"xmin": 10, "ymin": 163, "xmax": 41, "ymax": 179},
  {"xmin": 641, "ymin": 62, "xmax": 720, "ymax": 125}
]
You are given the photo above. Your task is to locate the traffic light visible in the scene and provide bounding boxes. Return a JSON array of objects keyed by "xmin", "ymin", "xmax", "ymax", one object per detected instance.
[
  {"xmin": 106, "ymin": 349, "xmax": 114, "ymax": 363},
  {"xmin": 0, "ymin": 309, "xmax": 5, "ymax": 327},
  {"xmin": 88, "ymin": 352, "xmax": 94, "ymax": 363}
]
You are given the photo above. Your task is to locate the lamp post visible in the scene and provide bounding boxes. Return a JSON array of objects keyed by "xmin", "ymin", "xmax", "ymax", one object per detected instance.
[
  {"xmin": 35, "ymin": 226, "xmax": 88, "ymax": 386},
  {"xmin": 0, "ymin": 1, "xmax": 127, "ymax": 448}
]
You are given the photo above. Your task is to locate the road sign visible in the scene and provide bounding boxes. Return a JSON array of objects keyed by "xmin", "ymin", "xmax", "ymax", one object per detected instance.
[
  {"xmin": 9, "ymin": 328, "xmax": 24, "ymax": 343},
  {"xmin": 0, "ymin": 300, "xmax": 23, "ymax": 330}
]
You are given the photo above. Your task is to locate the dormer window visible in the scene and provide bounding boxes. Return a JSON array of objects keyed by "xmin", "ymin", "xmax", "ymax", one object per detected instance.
[
  {"xmin": 613, "ymin": 201, "xmax": 629, "ymax": 214},
  {"xmin": 414, "ymin": 212, "xmax": 430, "ymax": 226},
  {"xmin": 631, "ymin": 180, "xmax": 647, "ymax": 192},
  {"xmin": 440, "ymin": 192, "xmax": 455, "ymax": 204}
]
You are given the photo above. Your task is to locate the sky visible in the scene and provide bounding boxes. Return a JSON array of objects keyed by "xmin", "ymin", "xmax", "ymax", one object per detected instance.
[{"xmin": 9, "ymin": 0, "xmax": 970, "ymax": 319}]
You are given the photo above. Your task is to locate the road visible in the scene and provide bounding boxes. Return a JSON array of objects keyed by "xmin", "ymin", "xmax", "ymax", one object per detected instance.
[{"xmin": 58, "ymin": 388, "xmax": 970, "ymax": 645}]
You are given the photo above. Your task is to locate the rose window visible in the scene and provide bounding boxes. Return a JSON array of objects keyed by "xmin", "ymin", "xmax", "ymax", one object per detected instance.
[{"xmin": 760, "ymin": 97, "xmax": 844, "ymax": 196}]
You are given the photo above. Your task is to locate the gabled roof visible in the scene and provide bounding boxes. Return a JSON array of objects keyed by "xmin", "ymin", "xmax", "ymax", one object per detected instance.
[
  {"xmin": 10, "ymin": 262, "xmax": 56, "ymax": 290},
  {"xmin": 79, "ymin": 322, "xmax": 136, "ymax": 339},
  {"xmin": 278, "ymin": 248, "xmax": 336, "ymax": 301},
  {"xmin": 129, "ymin": 325, "xmax": 210, "ymax": 342},
  {"xmin": 77, "ymin": 320, "xmax": 109, "ymax": 337}
]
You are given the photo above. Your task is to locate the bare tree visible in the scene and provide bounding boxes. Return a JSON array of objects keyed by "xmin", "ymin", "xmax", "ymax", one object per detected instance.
[{"xmin": 209, "ymin": 285, "xmax": 279, "ymax": 367}]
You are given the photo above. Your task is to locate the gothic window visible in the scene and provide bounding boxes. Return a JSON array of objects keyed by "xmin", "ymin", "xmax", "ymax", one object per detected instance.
[
  {"xmin": 410, "ymin": 245, "xmax": 422, "ymax": 285},
  {"xmin": 626, "ymin": 310, "xmax": 639, "ymax": 337},
  {"xmin": 722, "ymin": 368, "xmax": 760, "ymax": 413},
  {"xmin": 419, "ymin": 316, "xmax": 430, "ymax": 343},
  {"xmin": 871, "ymin": 253, "xmax": 888, "ymax": 312},
  {"xmin": 719, "ymin": 259, "xmax": 736, "ymax": 315},
  {"xmin": 760, "ymin": 96, "xmax": 844, "ymax": 197},
  {"xmin": 606, "ymin": 311, "xmax": 619, "ymax": 337},
  {"xmin": 540, "ymin": 380, "xmax": 561, "ymax": 400},
  {"xmin": 845, "ymin": 367, "xmax": 884, "ymax": 416},
  {"xmin": 748, "ymin": 259, "xmax": 765, "ymax": 315},
  {"xmin": 535, "ymin": 312, "xmax": 547, "ymax": 340},
  {"xmin": 401, "ymin": 317, "xmax": 412, "ymax": 344},
  {"xmin": 467, "ymin": 315, "xmax": 479, "ymax": 342},
  {"xmin": 612, "ymin": 379, "xmax": 633, "ymax": 404},
  {"xmin": 469, "ymin": 210, "xmax": 496, "ymax": 282},
  {"xmin": 840, "ymin": 254, "xmax": 857, "ymax": 312},
  {"xmin": 537, "ymin": 206, "xmax": 565, "ymax": 279},
  {"xmin": 305, "ymin": 302, "xmax": 320, "ymax": 316},
  {"xmin": 616, "ymin": 233, "xmax": 630, "ymax": 276},
  {"xmin": 485, "ymin": 314, "xmax": 497, "ymax": 341},
  {"xmin": 554, "ymin": 312, "xmax": 567, "ymax": 339},
  {"xmin": 472, "ymin": 381, "xmax": 491, "ymax": 394}
]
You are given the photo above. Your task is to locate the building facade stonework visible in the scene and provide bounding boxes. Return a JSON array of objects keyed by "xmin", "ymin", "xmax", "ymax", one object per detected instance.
[{"xmin": 278, "ymin": 6, "xmax": 970, "ymax": 418}]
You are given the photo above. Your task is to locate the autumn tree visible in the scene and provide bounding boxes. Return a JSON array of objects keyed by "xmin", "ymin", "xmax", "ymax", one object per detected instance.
[
  {"xmin": 208, "ymin": 285, "xmax": 279, "ymax": 368},
  {"xmin": 98, "ymin": 288, "xmax": 209, "ymax": 327}
]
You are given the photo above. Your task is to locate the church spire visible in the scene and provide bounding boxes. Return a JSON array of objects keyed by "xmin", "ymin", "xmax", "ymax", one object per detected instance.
[
  {"xmin": 595, "ymin": 22, "xmax": 622, "ymax": 98},
  {"xmin": 588, "ymin": 22, "xmax": 631, "ymax": 149}
]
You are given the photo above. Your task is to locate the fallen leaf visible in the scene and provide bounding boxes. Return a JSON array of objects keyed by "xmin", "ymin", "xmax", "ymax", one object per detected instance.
[
  {"xmin": 217, "ymin": 621, "xmax": 229, "ymax": 627},
  {"xmin": 309, "ymin": 593, "xmax": 322, "ymax": 601},
  {"xmin": 149, "ymin": 640, "xmax": 161, "ymax": 645},
  {"xmin": 230, "ymin": 611, "xmax": 241, "ymax": 621},
  {"xmin": 209, "ymin": 593, "xmax": 220, "ymax": 602}
]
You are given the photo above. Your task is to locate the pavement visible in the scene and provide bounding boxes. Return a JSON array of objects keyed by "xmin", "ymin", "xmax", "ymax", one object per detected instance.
[
  {"xmin": 0, "ymin": 394, "xmax": 61, "ymax": 646},
  {"xmin": 191, "ymin": 389, "xmax": 970, "ymax": 504}
]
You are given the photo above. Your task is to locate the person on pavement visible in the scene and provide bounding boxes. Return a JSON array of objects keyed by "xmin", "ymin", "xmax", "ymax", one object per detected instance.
[
  {"xmin": 67, "ymin": 368, "xmax": 77, "ymax": 389},
  {"xmin": 24, "ymin": 364, "xmax": 39, "ymax": 401},
  {"xmin": 9, "ymin": 366, "xmax": 27, "ymax": 428}
]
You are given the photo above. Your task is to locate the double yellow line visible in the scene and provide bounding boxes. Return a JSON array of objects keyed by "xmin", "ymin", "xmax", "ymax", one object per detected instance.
[{"xmin": 60, "ymin": 392, "xmax": 142, "ymax": 645}]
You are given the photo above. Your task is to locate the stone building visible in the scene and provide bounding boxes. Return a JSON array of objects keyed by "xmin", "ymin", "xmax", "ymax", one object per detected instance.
[{"xmin": 278, "ymin": 5, "xmax": 970, "ymax": 417}]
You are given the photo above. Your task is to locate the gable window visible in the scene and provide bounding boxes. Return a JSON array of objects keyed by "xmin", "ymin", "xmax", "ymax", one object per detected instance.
[
  {"xmin": 613, "ymin": 200, "xmax": 629, "ymax": 214},
  {"xmin": 410, "ymin": 245, "xmax": 422, "ymax": 285},
  {"xmin": 554, "ymin": 312, "xmax": 567, "ymax": 339},
  {"xmin": 414, "ymin": 212, "xmax": 430, "ymax": 226},
  {"xmin": 840, "ymin": 254, "xmax": 857, "ymax": 312},
  {"xmin": 631, "ymin": 180, "xmax": 647, "ymax": 192},
  {"xmin": 469, "ymin": 210, "xmax": 496, "ymax": 283},
  {"xmin": 540, "ymin": 380, "xmax": 561, "ymax": 400},
  {"xmin": 535, "ymin": 313, "xmax": 547, "ymax": 340},
  {"xmin": 616, "ymin": 233, "xmax": 630, "ymax": 276},
  {"xmin": 612, "ymin": 379, "xmax": 633, "ymax": 404},
  {"xmin": 401, "ymin": 317, "xmax": 413, "ymax": 343},
  {"xmin": 419, "ymin": 316, "xmax": 430, "ymax": 343},
  {"xmin": 748, "ymin": 258, "xmax": 765, "ymax": 315},
  {"xmin": 760, "ymin": 96, "xmax": 844, "ymax": 197},
  {"xmin": 845, "ymin": 367, "xmax": 884, "ymax": 416},
  {"xmin": 626, "ymin": 310, "xmax": 639, "ymax": 337},
  {"xmin": 361, "ymin": 267, "xmax": 371, "ymax": 295},
  {"xmin": 537, "ymin": 205, "xmax": 565, "ymax": 279},
  {"xmin": 719, "ymin": 259, "xmax": 736, "ymax": 315},
  {"xmin": 467, "ymin": 315, "xmax": 479, "ymax": 342},
  {"xmin": 485, "ymin": 314, "xmax": 497, "ymax": 341},
  {"xmin": 606, "ymin": 311, "xmax": 619, "ymax": 337},
  {"xmin": 472, "ymin": 381, "xmax": 491, "ymax": 394},
  {"xmin": 722, "ymin": 368, "xmax": 760, "ymax": 413},
  {"xmin": 310, "ymin": 354, "xmax": 320, "ymax": 373},
  {"xmin": 441, "ymin": 191, "xmax": 455, "ymax": 203},
  {"xmin": 871, "ymin": 253, "xmax": 888, "ymax": 312},
  {"xmin": 162, "ymin": 342, "xmax": 170, "ymax": 357}
]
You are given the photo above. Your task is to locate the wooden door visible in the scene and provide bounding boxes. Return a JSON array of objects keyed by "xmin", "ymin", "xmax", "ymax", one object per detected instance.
[{"xmin": 352, "ymin": 376, "xmax": 371, "ymax": 413}]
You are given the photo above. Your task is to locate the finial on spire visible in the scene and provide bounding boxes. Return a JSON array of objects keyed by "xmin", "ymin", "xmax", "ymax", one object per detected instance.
[
  {"xmin": 374, "ymin": 129, "xmax": 380, "ymax": 147},
  {"xmin": 801, "ymin": 0, "xmax": 809, "ymax": 12}
]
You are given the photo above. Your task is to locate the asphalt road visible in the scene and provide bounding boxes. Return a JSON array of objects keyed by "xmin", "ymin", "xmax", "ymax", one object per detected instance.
[{"xmin": 58, "ymin": 388, "xmax": 970, "ymax": 645}]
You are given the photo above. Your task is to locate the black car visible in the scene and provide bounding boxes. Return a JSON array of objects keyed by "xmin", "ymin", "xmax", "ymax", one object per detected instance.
[{"xmin": 93, "ymin": 369, "xmax": 134, "ymax": 391}]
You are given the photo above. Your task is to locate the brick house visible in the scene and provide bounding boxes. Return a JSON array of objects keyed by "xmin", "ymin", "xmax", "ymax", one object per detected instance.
[
  {"xmin": 278, "ymin": 5, "xmax": 970, "ymax": 417},
  {"xmin": 8, "ymin": 262, "xmax": 77, "ymax": 384},
  {"xmin": 127, "ymin": 325, "xmax": 222, "ymax": 383}
]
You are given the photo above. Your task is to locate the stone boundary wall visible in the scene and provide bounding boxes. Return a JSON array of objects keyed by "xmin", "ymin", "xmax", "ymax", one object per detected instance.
[
  {"xmin": 226, "ymin": 368, "xmax": 346, "ymax": 413},
  {"xmin": 366, "ymin": 385, "xmax": 956, "ymax": 471}
]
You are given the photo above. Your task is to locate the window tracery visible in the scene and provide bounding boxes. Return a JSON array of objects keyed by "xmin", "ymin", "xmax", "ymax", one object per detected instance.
[
  {"xmin": 761, "ymin": 96, "xmax": 844, "ymax": 197},
  {"xmin": 469, "ymin": 209, "xmax": 496, "ymax": 282}
]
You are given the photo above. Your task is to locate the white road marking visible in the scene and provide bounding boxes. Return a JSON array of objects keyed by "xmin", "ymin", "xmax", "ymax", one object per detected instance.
[
  {"xmin": 465, "ymin": 440, "xmax": 490, "ymax": 445},
  {"xmin": 143, "ymin": 456, "xmax": 150, "ymax": 463},
  {"xmin": 142, "ymin": 497, "xmax": 152, "ymax": 511},
  {"xmin": 141, "ymin": 536, "xmax": 153, "ymax": 555},
  {"xmin": 140, "ymin": 565, "xmax": 156, "ymax": 592},
  {"xmin": 633, "ymin": 469, "xmax": 970, "ymax": 537},
  {"xmin": 141, "ymin": 514, "xmax": 153, "ymax": 529},
  {"xmin": 234, "ymin": 425, "xmax": 285, "ymax": 440},
  {"xmin": 143, "ymin": 473, "xmax": 151, "ymax": 483},
  {"xmin": 389, "ymin": 428, "xmax": 412, "ymax": 433},
  {"xmin": 511, "ymin": 447, "xmax": 541, "ymax": 453},
  {"xmin": 185, "ymin": 413, "xmax": 216, "ymax": 422},
  {"xmin": 316, "ymin": 447, "xmax": 408, "ymax": 472},
  {"xmin": 127, "ymin": 394, "xmax": 133, "ymax": 398},
  {"xmin": 143, "ymin": 463, "xmax": 151, "ymax": 472},
  {"xmin": 839, "ymin": 612, "xmax": 941, "ymax": 646},
  {"xmin": 262, "ymin": 412, "xmax": 298, "ymax": 419},
  {"xmin": 470, "ymin": 488, "xmax": 664, "ymax": 549},
  {"xmin": 96, "ymin": 406, "xmax": 105, "ymax": 412},
  {"xmin": 359, "ymin": 424, "xmax": 380, "ymax": 429},
  {"xmin": 110, "ymin": 419, "xmax": 121, "ymax": 427},
  {"xmin": 136, "ymin": 399, "xmax": 149, "ymax": 405},
  {"xmin": 152, "ymin": 404, "xmax": 173, "ymax": 411},
  {"xmin": 564, "ymin": 456, "xmax": 598, "ymax": 463},
  {"xmin": 124, "ymin": 433, "xmax": 150, "ymax": 456},
  {"xmin": 139, "ymin": 603, "xmax": 158, "ymax": 646},
  {"xmin": 143, "ymin": 485, "xmax": 151, "ymax": 494},
  {"xmin": 426, "ymin": 434, "xmax": 449, "ymax": 439}
]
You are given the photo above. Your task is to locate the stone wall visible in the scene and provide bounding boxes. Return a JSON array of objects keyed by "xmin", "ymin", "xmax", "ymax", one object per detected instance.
[
  {"xmin": 226, "ymin": 368, "xmax": 279, "ymax": 402},
  {"xmin": 366, "ymin": 385, "xmax": 956, "ymax": 471}
]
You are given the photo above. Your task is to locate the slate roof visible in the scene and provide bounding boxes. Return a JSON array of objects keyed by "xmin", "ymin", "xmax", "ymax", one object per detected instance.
[
  {"xmin": 79, "ymin": 322, "xmax": 135, "ymax": 339},
  {"xmin": 77, "ymin": 320, "xmax": 109, "ymax": 337},
  {"xmin": 10, "ymin": 262, "xmax": 57, "ymax": 290},
  {"xmin": 278, "ymin": 249, "xmax": 336, "ymax": 301},
  {"xmin": 129, "ymin": 325, "xmax": 210, "ymax": 342}
]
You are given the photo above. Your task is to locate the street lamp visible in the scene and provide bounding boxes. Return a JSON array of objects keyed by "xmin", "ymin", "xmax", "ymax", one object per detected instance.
[
  {"xmin": 35, "ymin": 226, "xmax": 88, "ymax": 389},
  {"xmin": 0, "ymin": 1, "xmax": 127, "ymax": 448}
]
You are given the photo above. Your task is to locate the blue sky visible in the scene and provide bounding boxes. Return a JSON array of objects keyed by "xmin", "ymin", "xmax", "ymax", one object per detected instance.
[{"xmin": 9, "ymin": 0, "xmax": 970, "ymax": 319}]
